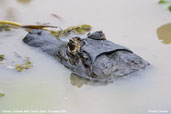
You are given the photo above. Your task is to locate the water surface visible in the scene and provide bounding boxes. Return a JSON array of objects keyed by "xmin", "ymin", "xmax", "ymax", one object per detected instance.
[{"xmin": 0, "ymin": 0, "xmax": 171, "ymax": 114}]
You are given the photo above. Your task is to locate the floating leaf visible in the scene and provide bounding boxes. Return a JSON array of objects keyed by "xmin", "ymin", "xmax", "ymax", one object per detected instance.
[
  {"xmin": 15, "ymin": 57, "xmax": 32, "ymax": 72},
  {"xmin": 0, "ymin": 92, "xmax": 5, "ymax": 97},
  {"xmin": 80, "ymin": 24, "xmax": 91, "ymax": 31},
  {"xmin": 168, "ymin": 5, "xmax": 171, "ymax": 11},
  {"xmin": 16, "ymin": 64, "xmax": 25, "ymax": 72},
  {"xmin": 158, "ymin": 0, "xmax": 171, "ymax": 11},
  {"xmin": 0, "ymin": 90, "xmax": 5, "ymax": 97},
  {"xmin": 23, "ymin": 64, "xmax": 32, "ymax": 69},
  {"xmin": 50, "ymin": 30, "xmax": 64, "ymax": 38},
  {"xmin": 0, "ymin": 20, "xmax": 92, "ymax": 39},
  {"xmin": 159, "ymin": 0, "xmax": 167, "ymax": 4},
  {"xmin": 0, "ymin": 24, "xmax": 11, "ymax": 32},
  {"xmin": 74, "ymin": 27, "xmax": 85, "ymax": 34},
  {"xmin": 50, "ymin": 24, "xmax": 92, "ymax": 38},
  {"xmin": 0, "ymin": 55, "xmax": 5, "ymax": 61}
]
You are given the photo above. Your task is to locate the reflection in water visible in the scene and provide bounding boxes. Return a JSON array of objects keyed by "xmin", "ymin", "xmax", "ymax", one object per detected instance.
[
  {"xmin": 16, "ymin": 0, "xmax": 32, "ymax": 4},
  {"xmin": 157, "ymin": 23, "xmax": 171, "ymax": 44},
  {"xmin": 70, "ymin": 73, "xmax": 113, "ymax": 88}
]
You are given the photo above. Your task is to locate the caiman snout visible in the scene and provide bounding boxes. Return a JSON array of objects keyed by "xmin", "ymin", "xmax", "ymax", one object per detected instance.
[{"xmin": 23, "ymin": 30, "xmax": 66, "ymax": 56}]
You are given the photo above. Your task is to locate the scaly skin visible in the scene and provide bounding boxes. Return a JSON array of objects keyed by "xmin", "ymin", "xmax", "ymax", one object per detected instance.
[{"xmin": 23, "ymin": 30, "xmax": 149, "ymax": 80}]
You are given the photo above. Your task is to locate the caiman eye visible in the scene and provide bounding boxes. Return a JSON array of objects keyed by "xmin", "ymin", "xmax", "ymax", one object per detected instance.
[
  {"xmin": 68, "ymin": 39, "xmax": 75, "ymax": 51},
  {"xmin": 67, "ymin": 37, "xmax": 84, "ymax": 55}
]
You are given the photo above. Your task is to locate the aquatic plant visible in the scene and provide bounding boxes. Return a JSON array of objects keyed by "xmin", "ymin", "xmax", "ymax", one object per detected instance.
[
  {"xmin": 50, "ymin": 24, "xmax": 91, "ymax": 38},
  {"xmin": 0, "ymin": 20, "xmax": 92, "ymax": 38},
  {"xmin": 0, "ymin": 90, "xmax": 5, "ymax": 97},
  {"xmin": 159, "ymin": 0, "xmax": 171, "ymax": 11},
  {"xmin": 0, "ymin": 20, "xmax": 92, "ymax": 72},
  {"xmin": 0, "ymin": 55, "xmax": 5, "ymax": 61},
  {"xmin": 15, "ymin": 57, "xmax": 33, "ymax": 72}
]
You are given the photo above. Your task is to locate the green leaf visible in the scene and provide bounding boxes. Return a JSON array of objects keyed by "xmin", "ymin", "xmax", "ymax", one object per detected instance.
[
  {"xmin": 159, "ymin": 0, "xmax": 167, "ymax": 4},
  {"xmin": 80, "ymin": 24, "xmax": 91, "ymax": 31},
  {"xmin": 0, "ymin": 91, "xmax": 5, "ymax": 97},
  {"xmin": 158, "ymin": 0, "xmax": 171, "ymax": 12},
  {"xmin": 74, "ymin": 27, "xmax": 85, "ymax": 34},
  {"xmin": 50, "ymin": 30, "xmax": 64, "ymax": 38},
  {"xmin": 0, "ymin": 25, "xmax": 11, "ymax": 32},
  {"xmin": 23, "ymin": 64, "xmax": 32, "ymax": 69},
  {"xmin": 49, "ymin": 24, "xmax": 92, "ymax": 39},
  {"xmin": 16, "ymin": 64, "xmax": 24, "ymax": 72},
  {"xmin": 0, "ymin": 55, "xmax": 5, "ymax": 61},
  {"xmin": 168, "ymin": 5, "xmax": 171, "ymax": 11},
  {"xmin": 15, "ymin": 57, "xmax": 33, "ymax": 72}
]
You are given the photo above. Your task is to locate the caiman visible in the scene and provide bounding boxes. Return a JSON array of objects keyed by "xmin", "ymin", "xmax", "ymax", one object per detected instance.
[{"xmin": 23, "ymin": 30, "xmax": 149, "ymax": 80}]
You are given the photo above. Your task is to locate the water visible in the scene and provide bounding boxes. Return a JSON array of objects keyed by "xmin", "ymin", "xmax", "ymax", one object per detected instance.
[{"xmin": 0, "ymin": 0, "xmax": 171, "ymax": 114}]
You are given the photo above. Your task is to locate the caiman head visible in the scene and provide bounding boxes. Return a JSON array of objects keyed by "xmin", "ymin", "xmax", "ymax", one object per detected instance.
[
  {"xmin": 55, "ymin": 31, "xmax": 108, "ymax": 79},
  {"xmin": 23, "ymin": 30, "xmax": 149, "ymax": 80}
]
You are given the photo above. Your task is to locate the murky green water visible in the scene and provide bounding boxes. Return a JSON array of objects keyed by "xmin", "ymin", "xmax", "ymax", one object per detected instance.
[{"xmin": 0, "ymin": 0, "xmax": 171, "ymax": 114}]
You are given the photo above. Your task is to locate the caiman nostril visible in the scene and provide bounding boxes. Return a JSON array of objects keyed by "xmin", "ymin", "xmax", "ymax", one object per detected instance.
[
  {"xmin": 23, "ymin": 34, "xmax": 34, "ymax": 43},
  {"xmin": 37, "ymin": 31, "xmax": 42, "ymax": 36},
  {"xmin": 23, "ymin": 37, "xmax": 30, "ymax": 43},
  {"xmin": 98, "ymin": 31, "xmax": 102, "ymax": 34}
]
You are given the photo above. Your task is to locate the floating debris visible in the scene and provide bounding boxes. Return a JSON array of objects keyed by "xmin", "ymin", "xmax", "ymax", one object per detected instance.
[
  {"xmin": 22, "ymin": 25, "xmax": 59, "ymax": 29},
  {"xmin": 0, "ymin": 20, "xmax": 22, "ymax": 27},
  {"xmin": 15, "ymin": 57, "xmax": 33, "ymax": 72},
  {"xmin": 51, "ymin": 13, "xmax": 62, "ymax": 20},
  {"xmin": 0, "ymin": 20, "xmax": 59, "ymax": 30},
  {"xmin": 0, "ymin": 52, "xmax": 33, "ymax": 72},
  {"xmin": 0, "ymin": 20, "xmax": 92, "ymax": 39},
  {"xmin": 0, "ymin": 93, "xmax": 5, "ymax": 97},
  {"xmin": 0, "ymin": 24, "xmax": 11, "ymax": 31}
]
